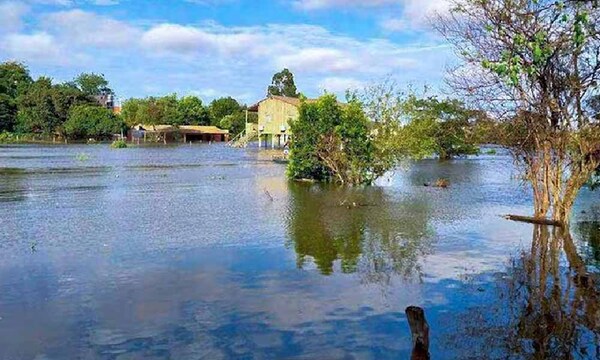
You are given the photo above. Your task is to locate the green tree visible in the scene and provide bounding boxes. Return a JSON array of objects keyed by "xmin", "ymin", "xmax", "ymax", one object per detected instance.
[
  {"xmin": 288, "ymin": 94, "xmax": 376, "ymax": 185},
  {"xmin": 267, "ymin": 68, "xmax": 299, "ymax": 97},
  {"xmin": 74, "ymin": 73, "xmax": 111, "ymax": 96},
  {"xmin": 401, "ymin": 95, "xmax": 480, "ymax": 160},
  {"xmin": 64, "ymin": 104, "xmax": 124, "ymax": 139},
  {"xmin": 156, "ymin": 94, "xmax": 179, "ymax": 125},
  {"xmin": 121, "ymin": 98, "xmax": 144, "ymax": 127},
  {"xmin": 436, "ymin": 0, "xmax": 600, "ymax": 224},
  {"xmin": 0, "ymin": 62, "xmax": 32, "ymax": 131},
  {"xmin": 15, "ymin": 77, "xmax": 59, "ymax": 134},
  {"xmin": 51, "ymin": 82, "xmax": 93, "ymax": 126},
  {"xmin": 208, "ymin": 97, "xmax": 241, "ymax": 126},
  {"xmin": 177, "ymin": 95, "xmax": 210, "ymax": 125}
]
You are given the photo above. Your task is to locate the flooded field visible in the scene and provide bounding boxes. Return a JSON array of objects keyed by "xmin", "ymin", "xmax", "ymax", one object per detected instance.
[{"xmin": 0, "ymin": 144, "xmax": 598, "ymax": 359}]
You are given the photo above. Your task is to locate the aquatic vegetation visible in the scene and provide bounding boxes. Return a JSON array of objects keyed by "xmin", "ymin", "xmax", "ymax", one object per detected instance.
[
  {"xmin": 75, "ymin": 152, "xmax": 90, "ymax": 161},
  {"xmin": 110, "ymin": 139, "xmax": 128, "ymax": 149},
  {"xmin": 485, "ymin": 149, "xmax": 497, "ymax": 155}
]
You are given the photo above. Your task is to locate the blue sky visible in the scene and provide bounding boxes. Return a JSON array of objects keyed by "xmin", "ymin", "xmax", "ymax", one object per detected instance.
[{"xmin": 0, "ymin": 0, "xmax": 454, "ymax": 105}]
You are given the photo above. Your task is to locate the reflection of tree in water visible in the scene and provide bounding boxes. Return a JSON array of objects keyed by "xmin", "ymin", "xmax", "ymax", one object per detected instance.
[
  {"xmin": 285, "ymin": 183, "xmax": 433, "ymax": 283},
  {"xmin": 575, "ymin": 206, "xmax": 600, "ymax": 268},
  {"xmin": 449, "ymin": 226, "xmax": 600, "ymax": 359},
  {"xmin": 0, "ymin": 168, "xmax": 27, "ymax": 202}
]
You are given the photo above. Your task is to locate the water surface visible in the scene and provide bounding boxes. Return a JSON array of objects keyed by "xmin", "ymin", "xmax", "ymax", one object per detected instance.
[{"xmin": 0, "ymin": 144, "xmax": 598, "ymax": 359}]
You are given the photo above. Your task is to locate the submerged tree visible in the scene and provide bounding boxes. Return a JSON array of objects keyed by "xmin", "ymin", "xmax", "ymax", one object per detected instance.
[
  {"xmin": 267, "ymin": 68, "xmax": 299, "ymax": 98},
  {"xmin": 288, "ymin": 94, "xmax": 378, "ymax": 185},
  {"xmin": 436, "ymin": 0, "xmax": 600, "ymax": 224},
  {"xmin": 401, "ymin": 95, "xmax": 481, "ymax": 160}
]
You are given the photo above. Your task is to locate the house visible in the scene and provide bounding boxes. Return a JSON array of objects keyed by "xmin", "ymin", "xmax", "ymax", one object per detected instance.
[
  {"xmin": 247, "ymin": 95, "xmax": 318, "ymax": 148},
  {"xmin": 128, "ymin": 124, "xmax": 229, "ymax": 144}
]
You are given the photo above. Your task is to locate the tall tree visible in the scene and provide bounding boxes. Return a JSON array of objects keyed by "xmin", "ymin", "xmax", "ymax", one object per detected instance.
[
  {"xmin": 177, "ymin": 96, "xmax": 210, "ymax": 125},
  {"xmin": 15, "ymin": 77, "xmax": 59, "ymax": 134},
  {"xmin": 74, "ymin": 73, "xmax": 111, "ymax": 96},
  {"xmin": 436, "ymin": 0, "xmax": 600, "ymax": 224},
  {"xmin": 0, "ymin": 62, "xmax": 32, "ymax": 132},
  {"xmin": 208, "ymin": 97, "xmax": 241, "ymax": 126},
  {"xmin": 267, "ymin": 68, "xmax": 299, "ymax": 97}
]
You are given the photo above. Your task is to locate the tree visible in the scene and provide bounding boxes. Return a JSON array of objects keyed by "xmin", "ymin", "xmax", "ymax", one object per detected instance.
[
  {"xmin": 64, "ymin": 104, "xmax": 124, "ymax": 139},
  {"xmin": 401, "ymin": 95, "xmax": 480, "ymax": 160},
  {"xmin": 121, "ymin": 98, "xmax": 144, "ymax": 127},
  {"xmin": 288, "ymin": 94, "xmax": 378, "ymax": 185},
  {"xmin": 267, "ymin": 68, "xmax": 299, "ymax": 97},
  {"xmin": 15, "ymin": 77, "xmax": 59, "ymax": 134},
  {"xmin": 74, "ymin": 73, "xmax": 110, "ymax": 96},
  {"xmin": 177, "ymin": 96, "xmax": 210, "ymax": 125},
  {"xmin": 0, "ymin": 62, "xmax": 32, "ymax": 131},
  {"xmin": 208, "ymin": 97, "xmax": 241, "ymax": 126},
  {"xmin": 436, "ymin": 0, "xmax": 600, "ymax": 224}
]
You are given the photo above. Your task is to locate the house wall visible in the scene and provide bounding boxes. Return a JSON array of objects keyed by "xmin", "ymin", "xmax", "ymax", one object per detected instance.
[{"xmin": 257, "ymin": 98, "xmax": 298, "ymax": 135}]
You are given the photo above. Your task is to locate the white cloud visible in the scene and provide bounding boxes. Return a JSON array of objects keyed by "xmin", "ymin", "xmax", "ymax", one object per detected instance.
[
  {"xmin": 318, "ymin": 77, "xmax": 365, "ymax": 93},
  {"xmin": 0, "ymin": 1, "xmax": 30, "ymax": 33},
  {"xmin": 141, "ymin": 24, "xmax": 262, "ymax": 56},
  {"xmin": 381, "ymin": 0, "xmax": 451, "ymax": 32},
  {"xmin": 276, "ymin": 48, "xmax": 358, "ymax": 73},
  {"xmin": 42, "ymin": 9, "xmax": 140, "ymax": 47},
  {"xmin": 2, "ymin": 32, "xmax": 69, "ymax": 65},
  {"xmin": 292, "ymin": 0, "xmax": 396, "ymax": 11}
]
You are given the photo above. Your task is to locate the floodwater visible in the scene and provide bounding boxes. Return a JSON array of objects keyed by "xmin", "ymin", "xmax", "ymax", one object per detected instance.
[{"xmin": 0, "ymin": 144, "xmax": 598, "ymax": 359}]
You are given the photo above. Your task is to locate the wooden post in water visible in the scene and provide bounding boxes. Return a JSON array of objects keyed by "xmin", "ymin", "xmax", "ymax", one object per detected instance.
[{"xmin": 406, "ymin": 306, "xmax": 430, "ymax": 360}]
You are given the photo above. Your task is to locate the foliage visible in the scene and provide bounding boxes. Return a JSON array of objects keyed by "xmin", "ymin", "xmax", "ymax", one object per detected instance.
[
  {"xmin": 110, "ymin": 139, "xmax": 128, "ymax": 149},
  {"xmin": 267, "ymin": 68, "xmax": 299, "ymax": 97},
  {"xmin": 15, "ymin": 77, "xmax": 60, "ymax": 134},
  {"xmin": 436, "ymin": 0, "xmax": 600, "ymax": 223},
  {"xmin": 177, "ymin": 96, "xmax": 210, "ymax": 125},
  {"xmin": 74, "ymin": 73, "xmax": 111, "ymax": 96},
  {"xmin": 0, "ymin": 131, "xmax": 18, "ymax": 143},
  {"xmin": 400, "ymin": 95, "xmax": 480, "ymax": 159},
  {"xmin": 208, "ymin": 97, "xmax": 241, "ymax": 126},
  {"xmin": 64, "ymin": 104, "xmax": 124, "ymax": 140},
  {"xmin": 0, "ymin": 62, "xmax": 32, "ymax": 132},
  {"xmin": 219, "ymin": 108, "xmax": 257, "ymax": 136},
  {"xmin": 288, "ymin": 94, "xmax": 377, "ymax": 185}
]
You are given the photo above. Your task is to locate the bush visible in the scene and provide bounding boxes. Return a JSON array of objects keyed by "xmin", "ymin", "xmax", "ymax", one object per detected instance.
[
  {"xmin": 0, "ymin": 131, "xmax": 17, "ymax": 143},
  {"xmin": 288, "ymin": 95, "xmax": 376, "ymax": 185},
  {"xmin": 64, "ymin": 105, "xmax": 124, "ymax": 140},
  {"xmin": 110, "ymin": 139, "xmax": 128, "ymax": 149}
]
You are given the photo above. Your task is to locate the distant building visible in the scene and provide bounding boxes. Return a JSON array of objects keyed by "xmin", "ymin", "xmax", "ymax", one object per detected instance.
[
  {"xmin": 128, "ymin": 124, "xmax": 229, "ymax": 144},
  {"xmin": 94, "ymin": 89, "xmax": 121, "ymax": 115},
  {"xmin": 247, "ymin": 95, "xmax": 318, "ymax": 148}
]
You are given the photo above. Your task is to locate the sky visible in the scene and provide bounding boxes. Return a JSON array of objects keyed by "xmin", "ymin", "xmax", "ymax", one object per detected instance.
[{"xmin": 0, "ymin": 0, "xmax": 455, "ymax": 105}]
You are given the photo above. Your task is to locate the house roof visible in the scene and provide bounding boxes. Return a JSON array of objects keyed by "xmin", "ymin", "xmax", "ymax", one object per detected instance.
[
  {"xmin": 133, "ymin": 124, "xmax": 228, "ymax": 134},
  {"xmin": 248, "ymin": 95, "xmax": 346, "ymax": 111},
  {"xmin": 179, "ymin": 125, "xmax": 229, "ymax": 134},
  {"xmin": 248, "ymin": 95, "xmax": 318, "ymax": 111}
]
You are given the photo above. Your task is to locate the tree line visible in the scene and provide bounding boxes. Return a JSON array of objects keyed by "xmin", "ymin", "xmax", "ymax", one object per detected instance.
[
  {"xmin": 0, "ymin": 61, "xmax": 259, "ymax": 141},
  {"xmin": 0, "ymin": 62, "xmax": 124, "ymax": 140},
  {"xmin": 120, "ymin": 95, "xmax": 257, "ymax": 135}
]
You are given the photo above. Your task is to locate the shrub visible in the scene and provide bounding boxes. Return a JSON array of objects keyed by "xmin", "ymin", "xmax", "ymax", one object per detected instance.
[{"xmin": 110, "ymin": 139, "xmax": 128, "ymax": 149}]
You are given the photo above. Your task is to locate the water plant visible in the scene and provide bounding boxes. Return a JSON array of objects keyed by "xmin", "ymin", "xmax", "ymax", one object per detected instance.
[
  {"xmin": 75, "ymin": 152, "xmax": 89, "ymax": 161},
  {"xmin": 110, "ymin": 139, "xmax": 128, "ymax": 149}
]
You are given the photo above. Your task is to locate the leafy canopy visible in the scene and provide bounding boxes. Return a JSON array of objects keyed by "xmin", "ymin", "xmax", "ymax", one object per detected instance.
[
  {"xmin": 267, "ymin": 68, "xmax": 299, "ymax": 98},
  {"xmin": 64, "ymin": 104, "xmax": 124, "ymax": 139}
]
